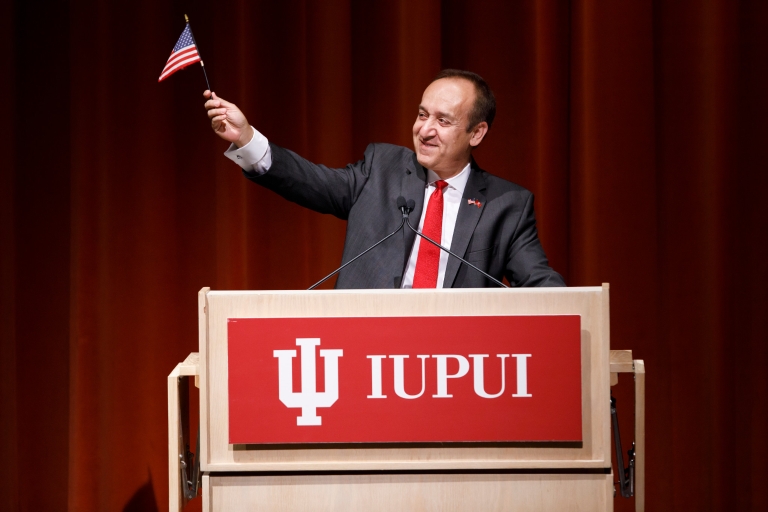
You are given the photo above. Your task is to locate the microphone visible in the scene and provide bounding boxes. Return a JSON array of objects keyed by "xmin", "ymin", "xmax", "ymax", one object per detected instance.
[
  {"xmin": 397, "ymin": 196, "xmax": 408, "ymax": 213},
  {"xmin": 401, "ymin": 198, "xmax": 508, "ymax": 288},
  {"xmin": 307, "ymin": 198, "xmax": 408, "ymax": 290}
]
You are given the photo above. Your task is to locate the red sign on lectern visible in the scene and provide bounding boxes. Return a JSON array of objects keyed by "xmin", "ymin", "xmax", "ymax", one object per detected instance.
[{"xmin": 228, "ymin": 315, "xmax": 581, "ymax": 444}]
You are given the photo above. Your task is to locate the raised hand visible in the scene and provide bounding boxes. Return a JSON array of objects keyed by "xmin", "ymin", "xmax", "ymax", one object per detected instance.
[{"xmin": 203, "ymin": 90, "xmax": 254, "ymax": 148}]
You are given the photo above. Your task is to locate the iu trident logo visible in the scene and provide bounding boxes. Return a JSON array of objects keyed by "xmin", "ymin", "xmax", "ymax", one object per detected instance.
[{"xmin": 273, "ymin": 338, "xmax": 343, "ymax": 426}]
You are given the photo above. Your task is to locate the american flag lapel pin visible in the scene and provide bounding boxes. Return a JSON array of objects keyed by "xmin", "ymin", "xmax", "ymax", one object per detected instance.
[{"xmin": 468, "ymin": 198, "xmax": 482, "ymax": 208}]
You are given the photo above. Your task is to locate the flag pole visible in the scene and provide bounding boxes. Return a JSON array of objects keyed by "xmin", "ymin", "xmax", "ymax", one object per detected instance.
[{"xmin": 184, "ymin": 14, "xmax": 212, "ymax": 92}]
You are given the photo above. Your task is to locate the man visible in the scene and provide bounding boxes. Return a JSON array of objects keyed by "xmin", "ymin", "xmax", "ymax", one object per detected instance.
[{"xmin": 204, "ymin": 69, "xmax": 564, "ymax": 289}]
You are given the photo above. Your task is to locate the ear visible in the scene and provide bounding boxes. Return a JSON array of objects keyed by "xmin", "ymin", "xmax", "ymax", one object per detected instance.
[{"xmin": 469, "ymin": 121, "xmax": 489, "ymax": 147}]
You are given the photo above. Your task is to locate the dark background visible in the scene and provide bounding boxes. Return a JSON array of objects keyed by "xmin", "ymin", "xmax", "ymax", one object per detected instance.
[{"xmin": 2, "ymin": 0, "xmax": 767, "ymax": 510}]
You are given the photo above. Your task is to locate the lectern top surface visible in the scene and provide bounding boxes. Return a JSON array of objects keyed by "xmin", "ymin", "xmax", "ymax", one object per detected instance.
[{"xmin": 206, "ymin": 286, "xmax": 603, "ymax": 296}]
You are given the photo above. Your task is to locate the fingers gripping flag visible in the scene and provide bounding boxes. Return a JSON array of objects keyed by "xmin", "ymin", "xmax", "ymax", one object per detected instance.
[{"xmin": 158, "ymin": 25, "xmax": 201, "ymax": 82}]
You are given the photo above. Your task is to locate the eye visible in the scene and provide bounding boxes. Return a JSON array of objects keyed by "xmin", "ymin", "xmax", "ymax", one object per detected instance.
[{"xmin": 418, "ymin": 112, "xmax": 427, "ymax": 119}]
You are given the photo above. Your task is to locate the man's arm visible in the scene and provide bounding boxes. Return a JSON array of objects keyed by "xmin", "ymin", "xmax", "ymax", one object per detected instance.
[
  {"xmin": 204, "ymin": 90, "xmax": 254, "ymax": 148},
  {"xmin": 246, "ymin": 143, "xmax": 377, "ymax": 221},
  {"xmin": 203, "ymin": 90, "xmax": 372, "ymax": 220}
]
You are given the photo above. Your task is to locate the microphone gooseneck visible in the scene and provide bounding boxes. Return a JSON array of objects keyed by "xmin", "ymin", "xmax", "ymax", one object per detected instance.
[
  {"xmin": 307, "ymin": 199, "xmax": 407, "ymax": 290},
  {"xmin": 308, "ymin": 196, "xmax": 509, "ymax": 290},
  {"xmin": 401, "ymin": 200, "xmax": 508, "ymax": 288}
]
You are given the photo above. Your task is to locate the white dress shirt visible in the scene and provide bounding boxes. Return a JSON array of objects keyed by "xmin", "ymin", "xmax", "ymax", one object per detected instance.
[
  {"xmin": 224, "ymin": 127, "xmax": 271, "ymax": 173},
  {"xmin": 400, "ymin": 165, "xmax": 470, "ymax": 288},
  {"xmin": 224, "ymin": 128, "xmax": 471, "ymax": 288}
]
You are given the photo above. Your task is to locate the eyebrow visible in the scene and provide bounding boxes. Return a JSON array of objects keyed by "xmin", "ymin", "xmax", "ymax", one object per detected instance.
[{"xmin": 418, "ymin": 105, "xmax": 455, "ymax": 121}]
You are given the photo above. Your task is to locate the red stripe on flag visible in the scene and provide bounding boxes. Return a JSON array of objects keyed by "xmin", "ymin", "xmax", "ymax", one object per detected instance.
[
  {"xmin": 158, "ymin": 55, "xmax": 201, "ymax": 82},
  {"xmin": 158, "ymin": 48, "xmax": 200, "ymax": 82},
  {"xmin": 162, "ymin": 50, "xmax": 199, "ymax": 73},
  {"xmin": 164, "ymin": 45, "xmax": 197, "ymax": 65}
]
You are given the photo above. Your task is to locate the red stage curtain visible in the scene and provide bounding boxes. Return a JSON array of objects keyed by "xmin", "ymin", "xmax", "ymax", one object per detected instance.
[{"xmin": 2, "ymin": 1, "xmax": 767, "ymax": 510}]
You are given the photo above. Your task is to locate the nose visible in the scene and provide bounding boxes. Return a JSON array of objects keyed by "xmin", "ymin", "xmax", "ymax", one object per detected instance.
[{"xmin": 418, "ymin": 117, "xmax": 437, "ymax": 138}]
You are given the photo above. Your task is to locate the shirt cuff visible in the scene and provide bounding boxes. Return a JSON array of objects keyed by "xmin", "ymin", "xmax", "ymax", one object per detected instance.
[{"xmin": 223, "ymin": 127, "xmax": 272, "ymax": 174}]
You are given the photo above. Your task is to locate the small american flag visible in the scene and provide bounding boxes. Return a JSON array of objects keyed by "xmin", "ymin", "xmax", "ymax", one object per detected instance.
[
  {"xmin": 158, "ymin": 25, "xmax": 201, "ymax": 82},
  {"xmin": 468, "ymin": 198, "xmax": 483, "ymax": 208}
]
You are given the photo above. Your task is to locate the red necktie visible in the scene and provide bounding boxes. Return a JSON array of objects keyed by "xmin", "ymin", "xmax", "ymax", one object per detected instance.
[{"xmin": 412, "ymin": 180, "xmax": 448, "ymax": 288}]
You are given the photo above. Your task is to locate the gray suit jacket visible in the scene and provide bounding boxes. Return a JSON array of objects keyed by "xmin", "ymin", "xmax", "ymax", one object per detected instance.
[{"xmin": 247, "ymin": 143, "xmax": 565, "ymax": 289}]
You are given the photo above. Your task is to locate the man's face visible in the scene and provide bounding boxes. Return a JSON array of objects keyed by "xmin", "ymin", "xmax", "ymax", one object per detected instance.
[{"xmin": 412, "ymin": 78, "xmax": 483, "ymax": 177}]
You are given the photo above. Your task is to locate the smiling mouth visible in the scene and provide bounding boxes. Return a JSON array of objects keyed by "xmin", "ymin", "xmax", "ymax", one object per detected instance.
[{"xmin": 419, "ymin": 139, "xmax": 438, "ymax": 149}]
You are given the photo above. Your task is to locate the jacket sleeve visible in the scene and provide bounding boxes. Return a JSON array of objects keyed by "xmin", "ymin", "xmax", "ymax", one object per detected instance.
[{"xmin": 243, "ymin": 143, "xmax": 379, "ymax": 220}]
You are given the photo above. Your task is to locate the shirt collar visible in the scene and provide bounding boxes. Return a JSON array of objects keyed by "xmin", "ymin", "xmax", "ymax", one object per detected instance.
[{"xmin": 426, "ymin": 162, "xmax": 471, "ymax": 195}]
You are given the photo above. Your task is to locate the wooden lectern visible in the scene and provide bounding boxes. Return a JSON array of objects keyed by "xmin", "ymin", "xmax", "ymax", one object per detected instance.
[{"xmin": 168, "ymin": 285, "xmax": 645, "ymax": 511}]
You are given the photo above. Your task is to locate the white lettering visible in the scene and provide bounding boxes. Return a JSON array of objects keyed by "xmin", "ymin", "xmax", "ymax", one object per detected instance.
[
  {"xmin": 511, "ymin": 354, "xmax": 532, "ymax": 397},
  {"xmin": 469, "ymin": 354, "xmax": 508, "ymax": 398},
  {"xmin": 367, "ymin": 355, "xmax": 387, "ymax": 398},
  {"xmin": 273, "ymin": 338, "xmax": 343, "ymax": 425},
  {"xmin": 390, "ymin": 355, "xmax": 429, "ymax": 399},
  {"xmin": 432, "ymin": 355, "xmax": 470, "ymax": 398}
]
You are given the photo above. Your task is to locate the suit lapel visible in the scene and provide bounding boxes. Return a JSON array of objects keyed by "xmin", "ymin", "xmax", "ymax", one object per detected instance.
[
  {"xmin": 443, "ymin": 163, "xmax": 487, "ymax": 288},
  {"xmin": 401, "ymin": 154, "xmax": 427, "ymax": 275}
]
